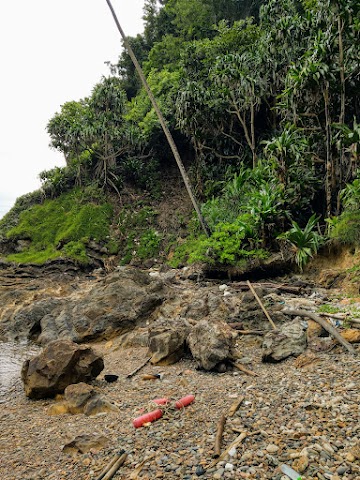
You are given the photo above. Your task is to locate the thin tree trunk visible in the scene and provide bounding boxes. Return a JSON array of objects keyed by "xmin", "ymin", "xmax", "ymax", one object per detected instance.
[
  {"xmin": 323, "ymin": 81, "xmax": 332, "ymax": 217},
  {"xmin": 337, "ymin": 14, "xmax": 346, "ymax": 213},
  {"xmin": 105, "ymin": 0, "xmax": 210, "ymax": 236}
]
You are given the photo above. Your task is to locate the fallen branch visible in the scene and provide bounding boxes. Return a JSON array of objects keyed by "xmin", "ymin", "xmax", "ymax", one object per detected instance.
[
  {"xmin": 213, "ymin": 414, "xmax": 227, "ymax": 458},
  {"xmin": 127, "ymin": 357, "xmax": 151, "ymax": 378},
  {"xmin": 228, "ymin": 396, "xmax": 244, "ymax": 417},
  {"xmin": 247, "ymin": 280, "xmax": 277, "ymax": 330},
  {"xmin": 283, "ymin": 309, "xmax": 357, "ymax": 355},
  {"xmin": 231, "ymin": 361, "xmax": 259, "ymax": 377}
]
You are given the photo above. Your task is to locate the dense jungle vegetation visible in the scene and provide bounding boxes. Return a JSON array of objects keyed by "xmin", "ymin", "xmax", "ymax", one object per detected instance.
[{"xmin": 0, "ymin": 0, "xmax": 359, "ymax": 270}]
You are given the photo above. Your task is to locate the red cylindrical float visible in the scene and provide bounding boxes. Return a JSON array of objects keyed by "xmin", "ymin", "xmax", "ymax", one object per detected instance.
[
  {"xmin": 153, "ymin": 398, "xmax": 170, "ymax": 405},
  {"xmin": 175, "ymin": 394, "xmax": 195, "ymax": 409},
  {"xmin": 133, "ymin": 408, "xmax": 163, "ymax": 428}
]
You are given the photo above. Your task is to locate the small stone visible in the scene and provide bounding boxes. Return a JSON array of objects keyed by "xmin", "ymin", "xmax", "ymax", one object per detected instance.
[
  {"xmin": 292, "ymin": 455, "xmax": 309, "ymax": 473},
  {"xmin": 225, "ymin": 463, "xmax": 234, "ymax": 471},
  {"xmin": 196, "ymin": 466, "xmax": 206, "ymax": 476},
  {"xmin": 336, "ymin": 465, "xmax": 349, "ymax": 475},
  {"xmin": 213, "ymin": 467, "xmax": 225, "ymax": 479},
  {"xmin": 266, "ymin": 444, "xmax": 279, "ymax": 454},
  {"xmin": 345, "ymin": 452, "xmax": 355, "ymax": 462}
]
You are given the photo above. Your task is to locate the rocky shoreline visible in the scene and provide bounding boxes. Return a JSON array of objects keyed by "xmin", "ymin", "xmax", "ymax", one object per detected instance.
[{"xmin": 0, "ymin": 265, "xmax": 359, "ymax": 479}]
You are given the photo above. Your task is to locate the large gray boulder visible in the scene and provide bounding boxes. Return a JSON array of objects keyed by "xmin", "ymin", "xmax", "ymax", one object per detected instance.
[
  {"xmin": 21, "ymin": 339, "xmax": 104, "ymax": 399},
  {"xmin": 187, "ymin": 319, "xmax": 236, "ymax": 371},
  {"xmin": 148, "ymin": 317, "xmax": 191, "ymax": 365},
  {"xmin": 262, "ymin": 320, "xmax": 307, "ymax": 362},
  {"xmin": 2, "ymin": 268, "xmax": 164, "ymax": 344}
]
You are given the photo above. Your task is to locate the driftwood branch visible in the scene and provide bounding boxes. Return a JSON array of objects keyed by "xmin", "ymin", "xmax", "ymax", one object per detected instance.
[
  {"xmin": 213, "ymin": 414, "xmax": 227, "ymax": 458},
  {"xmin": 126, "ymin": 357, "xmax": 151, "ymax": 378},
  {"xmin": 231, "ymin": 361, "xmax": 258, "ymax": 377},
  {"xmin": 228, "ymin": 396, "xmax": 244, "ymax": 417},
  {"xmin": 246, "ymin": 280, "xmax": 277, "ymax": 330},
  {"xmin": 129, "ymin": 454, "xmax": 156, "ymax": 479},
  {"xmin": 283, "ymin": 309, "xmax": 357, "ymax": 355}
]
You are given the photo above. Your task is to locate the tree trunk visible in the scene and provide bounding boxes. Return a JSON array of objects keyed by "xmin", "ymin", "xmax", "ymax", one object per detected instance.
[
  {"xmin": 337, "ymin": 14, "xmax": 346, "ymax": 213},
  {"xmin": 323, "ymin": 81, "xmax": 333, "ymax": 217},
  {"xmin": 105, "ymin": 0, "xmax": 210, "ymax": 236}
]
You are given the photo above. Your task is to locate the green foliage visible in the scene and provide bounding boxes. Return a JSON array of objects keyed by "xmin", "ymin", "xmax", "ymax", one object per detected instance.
[
  {"xmin": 328, "ymin": 212, "xmax": 360, "ymax": 246},
  {"xmin": 169, "ymin": 220, "xmax": 268, "ymax": 267},
  {"xmin": 117, "ymin": 205, "xmax": 162, "ymax": 264},
  {"xmin": 278, "ymin": 214, "xmax": 323, "ymax": 271},
  {"xmin": 317, "ymin": 304, "xmax": 341, "ymax": 314},
  {"xmin": 137, "ymin": 229, "xmax": 163, "ymax": 260},
  {"xmin": 0, "ymin": 190, "xmax": 45, "ymax": 237},
  {"xmin": 5, "ymin": 188, "xmax": 113, "ymax": 265}
]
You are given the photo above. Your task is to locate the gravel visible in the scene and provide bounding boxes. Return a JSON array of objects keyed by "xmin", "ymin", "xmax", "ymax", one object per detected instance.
[{"xmin": 0, "ymin": 338, "xmax": 359, "ymax": 480}]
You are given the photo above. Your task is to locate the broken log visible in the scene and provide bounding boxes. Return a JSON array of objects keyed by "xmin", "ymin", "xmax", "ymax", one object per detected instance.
[
  {"xmin": 283, "ymin": 309, "xmax": 357, "ymax": 355},
  {"xmin": 247, "ymin": 280, "xmax": 277, "ymax": 330},
  {"xmin": 213, "ymin": 414, "xmax": 227, "ymax": 458},
  {"xmin": 126, "ymin": 357, "xmax": 151, "ymax": 378}
]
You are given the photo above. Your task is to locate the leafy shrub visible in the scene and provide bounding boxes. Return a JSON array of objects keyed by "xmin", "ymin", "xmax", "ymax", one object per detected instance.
[
  {"xmin": 328, "ymin": 211, "xmax": 360, "ymax": 246},
  {"xmin": 278, "ymin": 213, "xmax": 323, "ymax": 271},
  {"xmin": 169, "ymin": 221, "xmax": 268, "ymax": 267}
]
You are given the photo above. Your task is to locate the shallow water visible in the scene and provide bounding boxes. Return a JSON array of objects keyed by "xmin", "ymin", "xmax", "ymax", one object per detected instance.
[{"xmin": 0, "ymin": 341, "xmax": 39, "ymax": 401}]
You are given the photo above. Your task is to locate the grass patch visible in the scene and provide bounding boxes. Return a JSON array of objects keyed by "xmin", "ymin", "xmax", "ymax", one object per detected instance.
[{"xmin": 4, "ymin": 187, "xmax": 113, "ymax": 265}]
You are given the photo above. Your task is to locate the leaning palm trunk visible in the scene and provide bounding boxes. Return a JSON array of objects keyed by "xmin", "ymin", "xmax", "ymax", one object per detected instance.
[{"xmin": 105, "ymin": 0, "xmax": 210, "ymax": 236}]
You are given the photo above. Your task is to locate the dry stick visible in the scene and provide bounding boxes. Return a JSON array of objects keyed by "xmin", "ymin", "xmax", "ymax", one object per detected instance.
[
  {"xmin": 231, "ymin": 361, "xmax": 258, "ymax": 377},
  {"xmin": 129, "ymin": 453, "xmax": 156, "ymax": 479},
  {"xmin": 101, "ymin": 452, "xmax": 128, "ymax": 480},
  {"xmin": 95, "ymin": 452, "xmax": 125, "ymax": 480},
  {"xmin": 246, "ymin": 280, "xmax": 277, "ymax": 330},
  {"xmin": 207, "ymin": 431, "xmax": 261, "ymax": 470},
  {"xmin": 283, "ymin": 309, "xmax": 357, "ymax": 355},
  {"xmin": 228, "ymin": 396, "xmax": 244, "ymax": 417},
  {"xmin": 213, "ymin": 414, "xmax": 227, "ymax": 458},
  {"xmin": 126, "ymin": 357, "xmax": 151, "ymax": 378},
  {"xmin": 236, "ymin": 329, "xmax": 265, "ymax": 336}
]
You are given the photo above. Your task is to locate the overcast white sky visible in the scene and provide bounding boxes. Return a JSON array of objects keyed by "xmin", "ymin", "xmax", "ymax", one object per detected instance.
[{"xmin": 0, "ymin": 0, "xmax": 144, "ymax": 218}]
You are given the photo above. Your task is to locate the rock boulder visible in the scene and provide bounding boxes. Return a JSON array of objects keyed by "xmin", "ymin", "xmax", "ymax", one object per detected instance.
[
  {"xmin": 21, "ymin": 339, "xmax": 104, "ymax": 399},
  {"xmin": 148, "ymin": 317, "xmax": 191, "ymax": 365},
  {"xmin": 262, "ymin": 320, "xmax": 307, "ymax": 362},
  {"xmin": 187, "ymin": 319, "xmax": 236, "ymax": 370}
]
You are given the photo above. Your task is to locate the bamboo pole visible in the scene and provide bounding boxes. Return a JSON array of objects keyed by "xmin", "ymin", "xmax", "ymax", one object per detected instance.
[
  {"xmin": 104, "ymin": 0, "xmax": 210, "ymax": 237},
  {"xmin": 246, "ymin": 280, "xmax": 277, "ymax": 330},
  {"xmin": 213, "ymin": 414, "xmax": 227, "ymax": 458}
]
